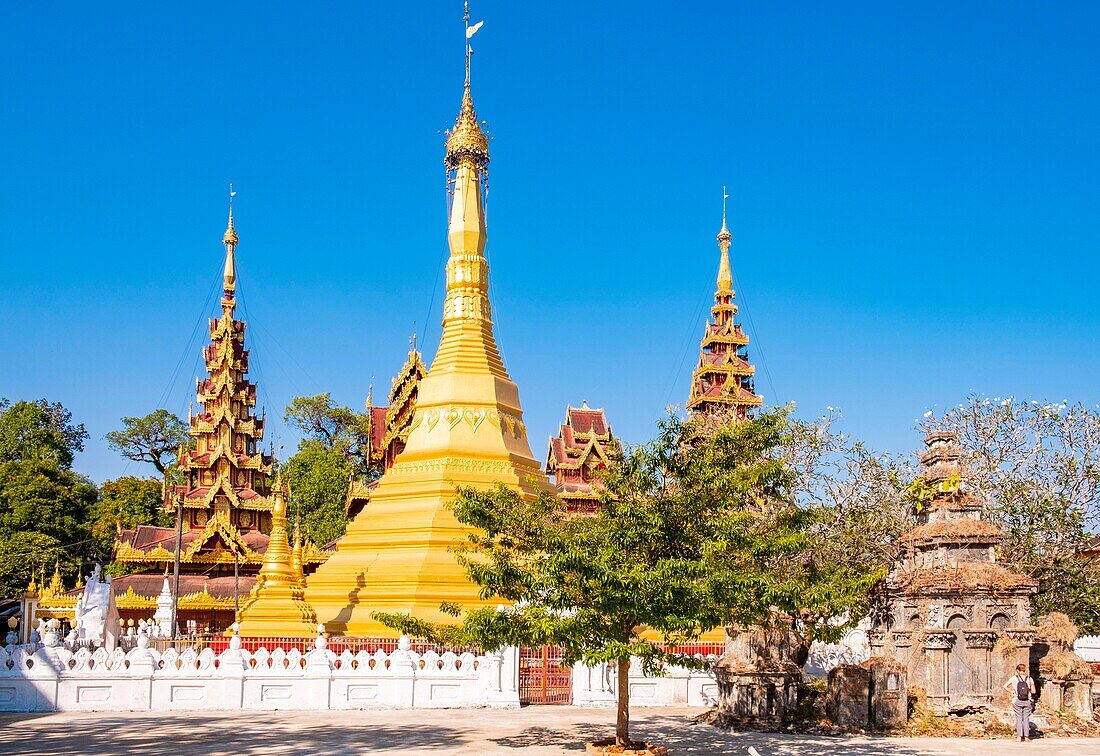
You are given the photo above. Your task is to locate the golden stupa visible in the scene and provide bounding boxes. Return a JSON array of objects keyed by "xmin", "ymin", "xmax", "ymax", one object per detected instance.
[
  {"xmin": 235, "ymin": 472, "xmax": 319, "ymax": 636},
  {"xmin": 305, "ymin": 29, "xmax": 548, "ymax": 636}
]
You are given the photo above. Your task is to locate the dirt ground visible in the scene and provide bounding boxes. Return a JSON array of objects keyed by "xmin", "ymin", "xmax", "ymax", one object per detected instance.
[{"xmin": 1, "ymin": 706, "xmax": 1098, "ymax": 755}]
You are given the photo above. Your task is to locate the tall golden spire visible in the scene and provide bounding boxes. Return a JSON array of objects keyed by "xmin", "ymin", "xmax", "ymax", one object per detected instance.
[
  {"xmin": 436, "ymin": 2, "xmax": 502, "ymax": 378},
  {"xmin": 222, "ymin": 185, "xmax": 238, "ymax": 298},
  {"xmin": 716, "ymin": 186, "xmax": 733, "ymax": 293},
  {"xmin": 687, "ymin": 189, "xmax": 763, "ymax": 420},
  {"xmin": 304, "ymin": 3, "xmax": 549, "ymax": 636}
]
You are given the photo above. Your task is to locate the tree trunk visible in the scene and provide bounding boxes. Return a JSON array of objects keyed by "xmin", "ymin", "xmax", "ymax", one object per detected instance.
[{"xmin": 616, "ymin": 657, "xmax": 630, "ymax": 747}]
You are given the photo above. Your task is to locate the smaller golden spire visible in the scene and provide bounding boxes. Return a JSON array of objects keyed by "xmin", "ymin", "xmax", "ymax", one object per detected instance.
[
  {"xmin": 716, "ymin": 186, "xmax": 733, "ymax": 293},
  {"xmin": 222, "ymin": 185, "xmax": 238, "ymax": 295},
  {"xmin": 291, "ymin": 515, "xmax": 305, "ymax": 588},
  {"xmin": 235, "ymin": 467, "xmax": 318, "ymax": 636}
]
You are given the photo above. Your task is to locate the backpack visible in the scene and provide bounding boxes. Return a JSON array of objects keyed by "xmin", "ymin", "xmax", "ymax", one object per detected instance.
[{"xmin": 1016, "ymin": 676, "xmax": 1030, "ymax": 701}]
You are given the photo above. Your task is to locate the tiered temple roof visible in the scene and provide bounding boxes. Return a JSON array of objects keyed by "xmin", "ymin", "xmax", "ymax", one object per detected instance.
[
  {"xmin": 687, "ymin": 202, "xmax": 763, "ymax": 420},
  {"xmin": 99, "ymin": 205, "xmax": 325, "ymax": 633},
  {"xmin": 346, "ymin": 345, "xmax": 426, "ymax": 519},
  {"xmin": 545, "ymin": 403, "xmax": 622, "ymax": 513}
]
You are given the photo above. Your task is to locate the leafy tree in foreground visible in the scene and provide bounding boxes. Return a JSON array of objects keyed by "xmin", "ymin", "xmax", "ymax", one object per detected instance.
[
  {"xmin": 105, "ymin": 409, "xmax": 190, "ymax": 476},
  {"xmin": 283, "ymin": 443, "xmax": 354, "ymax": 547},
  {"xmin": 380, "ymin": 410, "xmax": 879, "ymax": 747},
  {"xmin": 921, "ymin": 395, "xmax": 1100, "ymax": 632}
]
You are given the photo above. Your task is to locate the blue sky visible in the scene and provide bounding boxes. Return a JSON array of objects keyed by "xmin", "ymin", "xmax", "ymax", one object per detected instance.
[{"xmin": 1, "ymin": 2, "xmax": 1098, "ymax": 483}]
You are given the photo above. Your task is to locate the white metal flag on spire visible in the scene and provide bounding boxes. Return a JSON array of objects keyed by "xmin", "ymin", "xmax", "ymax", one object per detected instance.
[{"xmin": 466, "ymin": 20, "xmax": 483, "ymax": 38}]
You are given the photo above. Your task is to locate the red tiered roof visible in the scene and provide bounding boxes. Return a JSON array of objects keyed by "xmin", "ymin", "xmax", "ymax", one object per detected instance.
[{"xmin": 545, "ymin": 403, "xmax": 622, "ymax": 512}]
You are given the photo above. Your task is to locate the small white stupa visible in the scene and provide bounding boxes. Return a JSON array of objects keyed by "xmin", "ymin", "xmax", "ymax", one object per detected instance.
[{"xmin": 153, "ymin": 575, "xmax": 174, "ymax": 638}]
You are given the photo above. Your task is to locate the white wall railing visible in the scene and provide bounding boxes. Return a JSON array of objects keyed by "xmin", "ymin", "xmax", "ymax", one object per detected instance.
[
  {"xmin": 1075, "ymin": 635, "xmax": 1100, "ymax": 663},
  {"xmin": 0, "ymin": 630, "xmax": 520, "ymax": 713},
  {"xmin": 572, "ymin": 653, "xmax": 721, "ymax": 708}
]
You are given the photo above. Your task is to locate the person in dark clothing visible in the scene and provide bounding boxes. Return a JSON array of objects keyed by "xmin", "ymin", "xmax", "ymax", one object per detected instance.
[{"xmin": 1003, "ymin": 663, "xmax": 1037, "ymax": 741}]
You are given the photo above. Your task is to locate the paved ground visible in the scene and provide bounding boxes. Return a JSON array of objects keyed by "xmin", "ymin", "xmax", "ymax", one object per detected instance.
[{"xmin": 0, "ymin": 706, "xmax": 1098, "ymax": 755}]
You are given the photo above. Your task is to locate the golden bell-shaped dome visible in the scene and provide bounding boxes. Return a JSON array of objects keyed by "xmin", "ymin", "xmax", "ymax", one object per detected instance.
[{"xmin": 445, "ymin": 83, "xmax": 489, "ymax": 170}]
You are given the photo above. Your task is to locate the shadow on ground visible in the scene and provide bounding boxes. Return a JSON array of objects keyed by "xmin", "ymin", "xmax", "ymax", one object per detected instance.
[
  {"xmin": 492, "ymin": 714, "xmax": 935, "ymax": 755},
  {"xmin": 2, "ymin": 709, "xmax": 1091, "ymax": 755}
]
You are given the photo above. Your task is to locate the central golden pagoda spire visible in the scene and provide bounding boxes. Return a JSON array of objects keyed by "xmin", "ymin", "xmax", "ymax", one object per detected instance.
[{"xmin": 306, "ymin": 7, "xmax": 548, "ymax": 636}]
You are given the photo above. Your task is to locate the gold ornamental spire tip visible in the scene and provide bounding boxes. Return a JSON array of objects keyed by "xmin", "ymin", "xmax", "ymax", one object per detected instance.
[
  {"xmin": 446, "ymin": 2, "xmax": 488, "ymax": 170},
  {"xmin": 222, "ymin": 184, "xmax": 238, "ymax": 294},
  {"xmin": 223, "ymin": 184, "xmax": 239, "ymax": 246},
  {"xmin": 716, "ymin": 186, "xmax": 733, "ymax": 292}
]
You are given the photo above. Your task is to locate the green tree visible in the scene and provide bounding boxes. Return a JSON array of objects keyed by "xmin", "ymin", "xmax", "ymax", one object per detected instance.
[
  {"xmin": 0, "ymin": 399, "xmax": 97, "ymax": 544},
  {"xmin": 90, "ymin": 477, "xmax": 173, "ymax": 564},
  {"xmin": 781, "ymin": 409, "xmax": 911, "ymax": 660},
  {"xmin": 380, "ymin": 411, "xmax": 879, "ymax": 747},
  {"xmin": 105, "ymin": 409, "xmax": 190, "ymax": 475},
  {"xmin": 921, "ymin": 396, "xmax": 1100, "ymax": 632},
  {"xmin": 0, "ymin": 531, "xmax": 68, "ymax": 599},
  {"xmin": 284, "ymin": 393, "xmax": 377, "ymax": 476},
  {"xmin": 283, "ymin": 442, "xmax": 354, "ymax": 546},
  {"xmin": 0, "ymin": 398, "xmax": 87, "ymax": 467}
]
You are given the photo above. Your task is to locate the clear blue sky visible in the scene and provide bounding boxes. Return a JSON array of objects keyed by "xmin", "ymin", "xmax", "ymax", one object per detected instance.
[{"xmin": 2, "ymin": 2, "xmax": 1098, "ymax": 483}]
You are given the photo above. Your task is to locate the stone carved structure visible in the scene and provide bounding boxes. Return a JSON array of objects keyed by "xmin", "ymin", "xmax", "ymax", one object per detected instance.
[
  {"xmin": 1031, "ymin": 613, "xmax": 1094, "ymax": 718},
  {"xmin": 686, "ymin": 199, "xmax": 762, "ymax": 420},
  {"xmin": 545, "ymin": 403, "xmax": 622, "ymax": 513},
  {"xmin": 871, "ymin": 431, "xmax": 1038, "ymax": 713},
  {"xmin": 713, "ymin": 625, "xmax": 801, "ymax": 721},
  {"xmin": 72, "ymin": 565, "xmax": 119, "ymax": 650},
  {"xmin": 826, "ymin": 657, "xmax": 907, "ymax": 729}
]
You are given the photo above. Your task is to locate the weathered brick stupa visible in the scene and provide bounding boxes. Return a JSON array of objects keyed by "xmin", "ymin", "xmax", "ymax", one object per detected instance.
[
  {"xmin": 870, "ymin": 431, "xmax": 1038, "ymax": 713},
  {"xmin": 304, "ymin": 24, "xmax": 549, "ymax": 636}
]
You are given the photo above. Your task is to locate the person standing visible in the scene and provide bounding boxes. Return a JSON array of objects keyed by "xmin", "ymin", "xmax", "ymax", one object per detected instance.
[{"xmin": 1003, "ymin": 663, "xmax": 1037, "ymax": 741}]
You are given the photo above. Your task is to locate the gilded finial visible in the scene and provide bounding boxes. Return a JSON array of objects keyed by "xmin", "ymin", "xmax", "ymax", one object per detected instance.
[
  {"xmin": 223, "ymin": 184, "xmax": 239, "ymax": 247},
  {"xmin": 222, "ymin": 184, "xmax": 238, "ymax": 295},
  {"xmin": 366, "ymin": 383, "xmax": 374, "ymax": 410},
  {"xmin": 447, "ymin": 2, "xmax": 488, "ymax": 170},
  {"xmin": 716, "ymin": 186, "xmax": 733, "ymax": 292}
]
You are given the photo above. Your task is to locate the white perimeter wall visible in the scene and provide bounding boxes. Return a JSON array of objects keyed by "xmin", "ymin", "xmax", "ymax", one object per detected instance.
[{"xmin": 0, "ymin": 635, "xmax": 719, "ymax": 713}]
